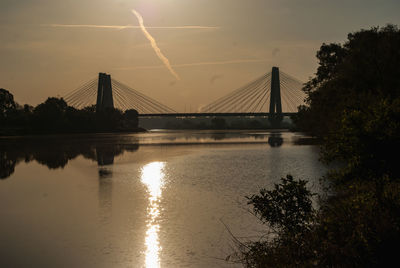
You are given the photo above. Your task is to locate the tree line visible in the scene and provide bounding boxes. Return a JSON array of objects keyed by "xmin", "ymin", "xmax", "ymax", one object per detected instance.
[{"xmin": 0, "ymin": 91, "xmax": 141, "ymax": 135}]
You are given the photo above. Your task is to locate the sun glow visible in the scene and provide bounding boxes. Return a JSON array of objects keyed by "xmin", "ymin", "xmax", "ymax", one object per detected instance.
[{"xmin": 140, "ymin": 162, "xmax": 166, "ymax": 268}]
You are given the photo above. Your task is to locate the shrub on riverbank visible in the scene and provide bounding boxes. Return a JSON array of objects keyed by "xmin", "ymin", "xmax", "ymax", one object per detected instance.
[{"xmin": 233, "ymin": 176, "xmax": 400, "ymax": 267}]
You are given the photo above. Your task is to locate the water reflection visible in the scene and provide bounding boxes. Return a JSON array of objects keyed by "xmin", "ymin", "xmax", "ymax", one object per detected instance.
[
  {"xmin": 268, "ymin": 133, "xmax": 283, "ymax": 147},
  {"xmin": 141, "ymin": 162, "xmax": 165, "ymax": 268},
  {"xmin": 0, "ymin": 131, "xmax": 293, "ymax": 180},
  {"xmin": 98, "ymin": 171, "xmax": 113, "ymax": 222},
  {"xmin": 0, "ymin": 136, "xmax": 139, "ymax": 179}
]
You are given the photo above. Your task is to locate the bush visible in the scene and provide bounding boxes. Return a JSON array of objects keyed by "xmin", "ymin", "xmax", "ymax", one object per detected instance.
[{"xmin": 232, "ymin": 175, "xmax": 317, "ymax": 267}]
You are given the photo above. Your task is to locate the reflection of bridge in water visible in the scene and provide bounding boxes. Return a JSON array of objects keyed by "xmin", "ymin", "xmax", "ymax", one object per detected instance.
[
  {"xmin": 0, "ymin": 137, "xmax": 139, "ymax": 180},
  {"xmin": 64, "ymin": 67, "xmax": 305, "ymax": 125},
  {"xmin": 0, "ymin": 132, "xmax": 288, "ymax": 180}
]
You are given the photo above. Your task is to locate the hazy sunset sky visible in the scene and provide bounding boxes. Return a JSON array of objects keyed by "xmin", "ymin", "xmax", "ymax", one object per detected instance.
[{"xmin": 1, "ymin": 0, "xmax": 399, "ymax": 111}]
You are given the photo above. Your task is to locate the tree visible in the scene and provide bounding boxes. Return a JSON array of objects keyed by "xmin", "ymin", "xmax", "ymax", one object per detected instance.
[
  {"xmin": 295, "ymin": 25, "xmax": 400, "ymax": 138},
  {"xmin": 33, "ymin": 97, "xmax": 69, "ymax": 132},
  {"xmin": 294, "ymin": 24, "xmax": 400, "ymax": 183},
  {"xmin": 95, "ymin": 107, "xmax": 124, "ymax": 131},
  {"xmin": 247, "ymin": 175, "xmax": 315, "ymax": 234},
  {"xmin": 0, "ymin": 88, "xmax": 17, "ymax": 121},
  {"xmin": 0, "ymin": 90, "xmax": 142, "ymax": 134},
  {"xmin": 323, "ymin": 98, "xmax": 400, "ymax": 180},
  {"xmin": 123, "ymin": 109, "xmax": 139, "ymax": 129},
  {"xmin": 232, "ymin": 176, "xmax": 317, "ymax": 267}
]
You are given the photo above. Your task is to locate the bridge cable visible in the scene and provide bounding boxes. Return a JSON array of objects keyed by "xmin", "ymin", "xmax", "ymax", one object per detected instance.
[
  {"xmin": 65, "ymin": 80, "xmax": 98, "ymax": 108},
  {"xmin": 112, "ymin": 79, "xmax": 176, "ymax": 113},
  {"xmin": 201, "ymin": 72, "xmax": 270, "ymax": 112},
  {"xmin": 112, "ymin": 81, "xmax": 165, "ymax": 113},
  {"xmin": 64, "ymin": 77, "xmax": 97, "ymax": 100},
  {"xmin": 251, "ymin": 76, "xmax": 272, "ymax": 112},
  {"xmin": 112, "ymin": 82, "xmax": 155, "ymax": 113},
  {"xmin": 205, "ymin": 73, "xmax": 268, "ymax": 112},
  {"xmin": 205, "ymin": 74, "xmax": 269, "ymax": 112}
]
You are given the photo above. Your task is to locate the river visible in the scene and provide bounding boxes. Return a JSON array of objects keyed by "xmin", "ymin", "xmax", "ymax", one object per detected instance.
[{"xmin": 0, "ymin": 130, "xmax": 326, "ymax": 267}]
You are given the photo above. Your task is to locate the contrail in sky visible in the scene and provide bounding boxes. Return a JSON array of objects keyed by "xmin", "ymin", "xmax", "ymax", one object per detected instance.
[
  {"xmin": 132, "ymin": 9, "xmax": 180, "ymax": 81},
  {"xmin": 44, "ymin": 24, "xmax": 218, "ymax": 30}
]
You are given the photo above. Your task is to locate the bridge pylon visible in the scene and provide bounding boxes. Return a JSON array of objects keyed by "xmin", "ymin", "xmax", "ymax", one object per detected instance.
[
  {"xmin": 96, "ymin": 73, "xmax": 114, "ymax": 112},
  {"xmin": 268, "ymin": 67, "xmax": 283, "ymax": 127}
]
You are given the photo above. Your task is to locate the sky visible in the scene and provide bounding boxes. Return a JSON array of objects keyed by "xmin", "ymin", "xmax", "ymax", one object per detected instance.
[{"xmin": 1, "ymin": 0, "xmax": 400, "ymax": 111}]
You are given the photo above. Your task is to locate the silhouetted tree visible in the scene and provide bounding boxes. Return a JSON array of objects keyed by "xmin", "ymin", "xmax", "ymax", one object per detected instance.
[
  {"xmin": 32, "ymin": 97, "xmax": 68, "ymax": 132},
  {"xmin": 0, "ymin": 88, "xmax": 17, "ymax": 122},
  {"xmin": 0, "ymin": 90, "xmax": 143, "ymax": 135},
  {"xmin": 123, "ymin": 109, "xmax": 139, "ymax": 129},
  {"xmin": 231, "ymin": 176, "xmax": 316, "ymax": 267},
  {"xmin": 95, "ymin": 107, "xmax": 124, "ymax": 131},
  {"xmin": 295, "ymin": 24, "xmax": 400, "ymax": 138}
]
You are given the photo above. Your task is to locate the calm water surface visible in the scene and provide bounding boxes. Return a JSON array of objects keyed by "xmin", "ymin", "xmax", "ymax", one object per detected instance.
[{"xmin": 0, "ymin": 130, "xmax": 326, "ymax": 267}]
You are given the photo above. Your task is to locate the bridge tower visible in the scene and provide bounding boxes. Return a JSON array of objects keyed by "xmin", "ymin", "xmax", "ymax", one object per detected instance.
[
  {"xmin": 96, "ymin": 73, "xmax": 114, "ymax": 112},
  {"xmin": 268, "ymin": 67, "xmax": 283, "ymax": 126}
]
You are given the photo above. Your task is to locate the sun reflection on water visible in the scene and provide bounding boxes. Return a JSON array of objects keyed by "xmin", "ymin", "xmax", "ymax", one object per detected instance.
[{"xmin": 141, "ymin": 162, "xmax": 165, "ymax": 268}]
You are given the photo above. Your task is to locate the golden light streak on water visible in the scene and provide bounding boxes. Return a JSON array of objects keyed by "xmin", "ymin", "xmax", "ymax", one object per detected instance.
[{"xmin": 141, "ymin": 162, "xmax": 165, "ymax": 268}]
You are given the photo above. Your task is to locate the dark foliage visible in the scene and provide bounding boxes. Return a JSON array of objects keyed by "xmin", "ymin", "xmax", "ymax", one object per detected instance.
[
  {"xmin": 0, "ymin": 88, "xmax": 17, "ymax": 119},
  {"xmin": 236, "ymin": 25, "xmax": 400, "ymax": 267},
  {"xmin": 247, "ymin": 175, "xmax": 315, "ymax": 234},
  {"xmin": 294, "ymin": 24, "xmax": 400, "ymax": 138},
  {"xmin": 231, "ymin": 176, "xmax": 317, "ymax": 267},
  {"xmin": 314, "ymin": 179, "xmax": 400, "ymax": 267},
  {"xmin": 0, "ymin": 93, "xmax": 141, "ymax": 135}
]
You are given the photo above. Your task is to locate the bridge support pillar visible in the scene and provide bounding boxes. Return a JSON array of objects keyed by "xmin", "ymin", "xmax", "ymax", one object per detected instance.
[
  {"xmin": 268, "ymin": 67, "xmax": 283, "ymax": 127},
  {"xmin": 96, "ymin": 73, "xmax": 114, "ymax": 112}
]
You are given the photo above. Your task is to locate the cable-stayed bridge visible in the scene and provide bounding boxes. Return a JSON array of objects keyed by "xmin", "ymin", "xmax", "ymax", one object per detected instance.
[{"xmin": 64, "ymin": 67, "xmax": 306, "ymax": 124}]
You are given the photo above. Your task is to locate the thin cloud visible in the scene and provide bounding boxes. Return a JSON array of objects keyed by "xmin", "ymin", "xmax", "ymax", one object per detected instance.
[
  {"xmin": 43, "ymin": 24, "xmax": 219, "ymax": 30},
  {"xmin": 132, "ymin": 9, "xmax": 180, "ymax": 81},
  {"xmin": 173, "ymin": 59, "xmax": 268, "ymax": 68},
  {"xmin": 115, "ymin": 59, "xmax": 269, "ymax": 70}
]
